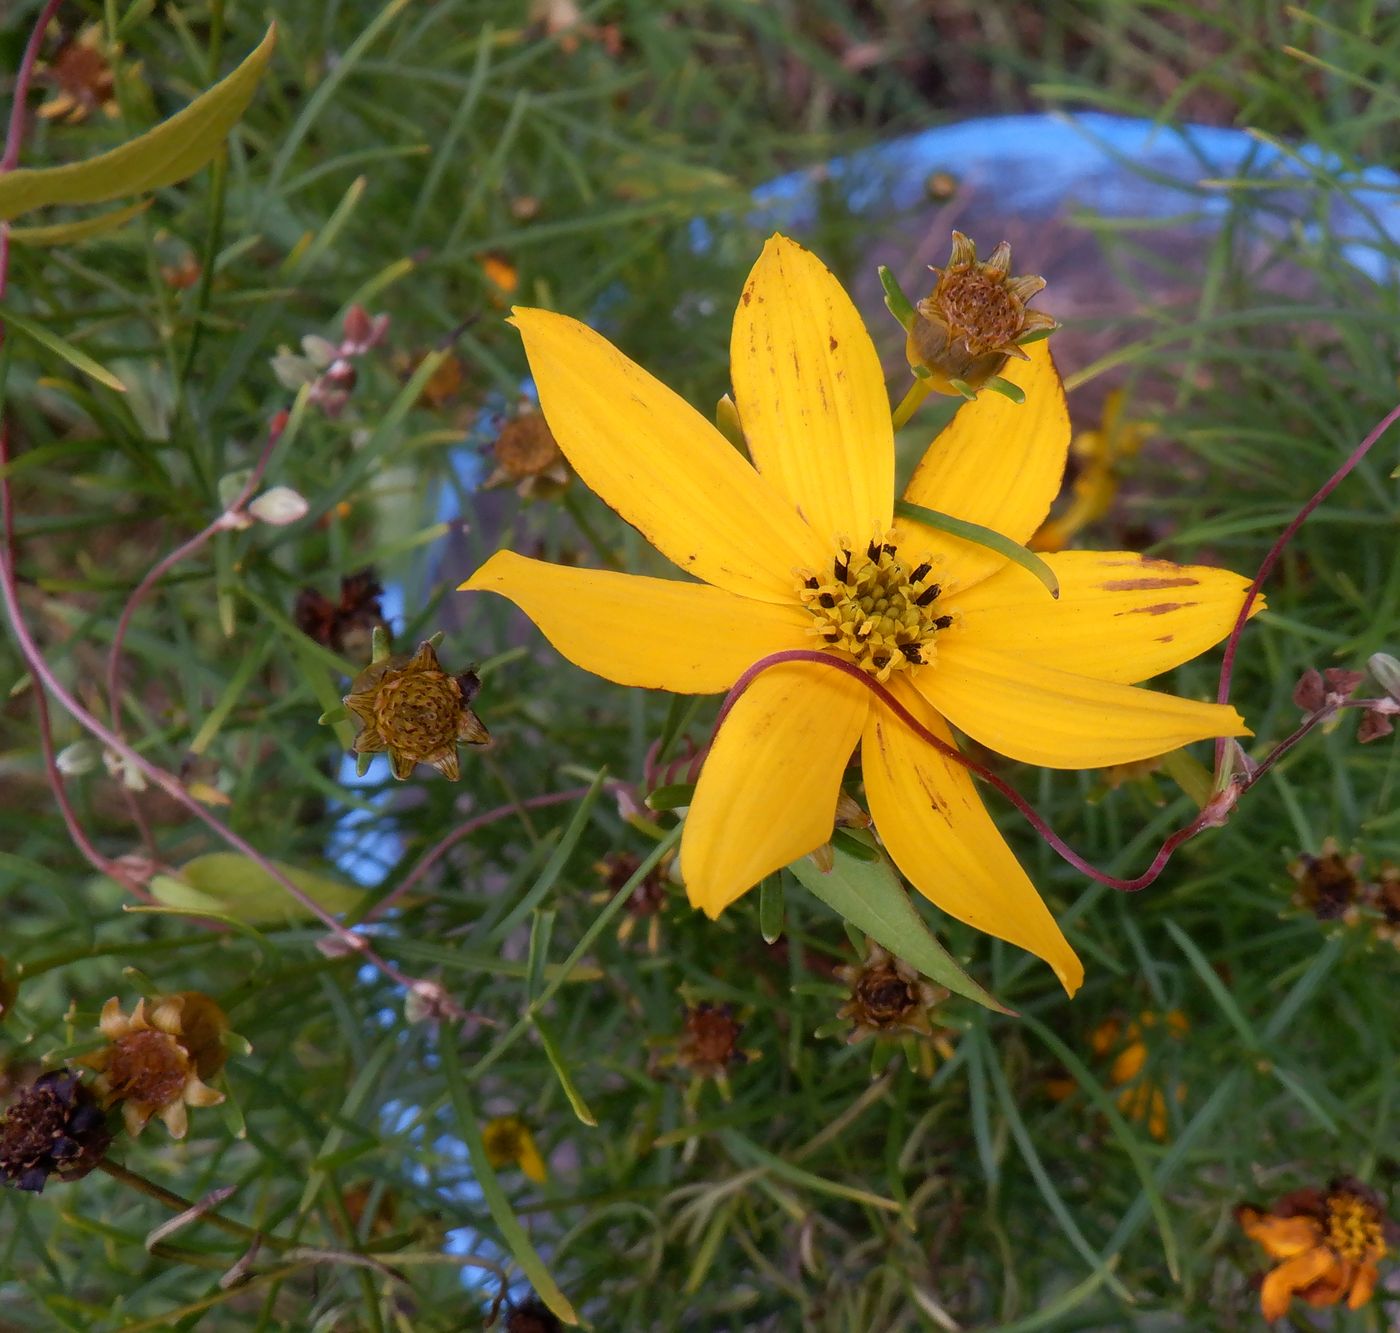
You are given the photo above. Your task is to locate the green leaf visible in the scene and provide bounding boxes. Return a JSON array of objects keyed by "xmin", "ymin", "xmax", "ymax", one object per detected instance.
[
  {"xmin": 895, "ymin": 499, "xmax": 1060, "ymax": 599},
  {"xmin": 152, "ymin": 852, "xmax": 365, "ymax": 925},
  {"xmin": 440, "ymin": 1038, "xmax": 579, "ymax": 1325},
  {"xmin": 878, "ymin": 264, "xmax": 917, "ymax": 331},
  {"xmin": 789, "ymin": 836, "xmax": 1013, "ymax": 1014},
  {"xmin": 5, "ymin": 200, "xmax": 152, "ymax": 247},
  {"xmin": 0, "ymin": 25, "xmax": 277, "ymax": 222},
  {"xmin": 0, "ymin": 309, "xmax": 127, "ymax": 392}
]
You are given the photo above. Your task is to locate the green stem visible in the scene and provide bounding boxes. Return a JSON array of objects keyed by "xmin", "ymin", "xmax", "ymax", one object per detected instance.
[
  {"xmin": 891, "ymin": 378, "xmax": 932, "ymax": 430},
  {"xmin": 894, "ymin": 500, "xmax": 1060, "ymax": 599}
]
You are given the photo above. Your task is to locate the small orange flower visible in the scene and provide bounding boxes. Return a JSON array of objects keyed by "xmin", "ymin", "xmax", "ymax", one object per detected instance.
[
  {"xmin": 81, "ymin": 996, "xmax": 227, "ymax": 1138},
  {"xmin": 1289, "ymin": 838, "xmax": 1367, "ymax": 922},
  {"xmin": 1088, "ymin": 1010, "xmax": 1187, "ymax": 1141},
  {"xmin": 1237, "ymin": 1178, "xmax": 1392, "ymax": 1321},
  {"xmin": 676, "ymin": 1003, "xmax": 749, "ymax": 1082},
  {"xmin": 478, "ymin": 251, "xmax": 520, "ymax": 306},
  {"xmin": 36, "ymin": 25, "xmax": 121, "ymax": 123},
  {"xmin": 343, "ymin": 642, "xmax": 490, "ymax": 780}
]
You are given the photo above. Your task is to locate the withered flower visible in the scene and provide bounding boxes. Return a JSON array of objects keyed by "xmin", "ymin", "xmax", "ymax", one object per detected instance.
[
  {"xmin": 81, "ymin": 996, "xmax": 227, "ymax": 1138},
  {"xmin": 505, "ymin": 1296, "xmax": 563, "ymax": 1333},
  {"xmin": 595, "ymin": 851, "xmax": 672, "ymax": 950},
  {"xmin": 906, "ymin": 231, "xmax": 1056, "ymax": 396},
  {"xmin": 343, "ymin": 641, "xmax": 490, "ymax": 780},
  {"xmin": 833, "ymin": 942, "xmax": 950, "ymax": 1046},
  {"xmin": 37, "ymin": 25, "xmax": 120, "ymax": 123},
  {"xmin": 1236, "ymin": 1177, "xmax": 1393, "ymax": 1321},
  {"xmin": 418, "ymin": 350, "xmax": 466, "ymax": 408},
  {"xmin": 294, "ymin": 568, "xmax": 385, "ymax": 657},
  {"xmin": 0, "ymin": 1071, "xmax": 112, "ymax": 1192},
  {"xmin": 676, "ymin": 1003, "xmax": 749, "ymax": 1081},
  {"xmin": 481, "ymin": 1115, "xmax": 548, "ymax": 1184},
  {"xmin": 1289, "ymin": 839, "xmax": 1368, "ymax": 922},
  {"xmin": 486, "ymin": 411, "xmax": 569, "ymax": 498},
  {"xmin": 1371, "ymin": 863, "xmax": 1400, "ymax": 945}
]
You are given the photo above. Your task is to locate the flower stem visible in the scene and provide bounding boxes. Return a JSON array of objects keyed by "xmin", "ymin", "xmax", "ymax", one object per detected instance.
[
  {"xmin": 97, "ymin": 1158, "xmax": 290, "ymax": 1250},
  {"xmin": 891, "ymin": 378, "xmax": 932, "ymax": 430}
]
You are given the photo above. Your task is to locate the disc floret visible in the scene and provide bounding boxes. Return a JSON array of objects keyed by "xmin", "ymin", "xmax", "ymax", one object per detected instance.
[{"xmin": 798, "ymin": 533, "xmax": 952, "ymax": 681}]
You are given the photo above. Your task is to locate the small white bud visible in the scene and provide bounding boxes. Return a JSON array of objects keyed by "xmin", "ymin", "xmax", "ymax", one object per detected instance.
[
  {"xmin": 56, "ymin": 739, "xmax": 100, "ymax": 776},
  {"xmin": 248, "ymin": 486, "xmax": 309, "ymax": 526},
  {"xmin": 103, "ymin": 749, "xmax": 149, "ymax": 791},
  {"xmin": 271, "ymin": 350, "xmax": 316, "ymax": 389},
  {"xmin": 300, "ymin": 334, "xmax": 339, "ymax": 368}
]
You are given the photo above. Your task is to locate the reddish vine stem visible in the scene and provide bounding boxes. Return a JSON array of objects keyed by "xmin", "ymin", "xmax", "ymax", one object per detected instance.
[{"xmin": 1213, "ymin": 397, "xmax": 1400, "ymax": 766}]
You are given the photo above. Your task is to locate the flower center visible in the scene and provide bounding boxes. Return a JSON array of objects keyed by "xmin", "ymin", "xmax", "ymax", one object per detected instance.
[
  {"xmin": 374, "ymin": 671, "xmax": 462, "ymax": 756},
  {"xmin": 1326, "ymin": 1191, "xmax": 1385, "ymax": 1261},
  {"xmin": 798, "ymin": 535, "xmax": 951, "ymax": 681},
  {"xmin": 936, "ymin": 269, "xmax": 1023, "ymax": 354},
  {"xmin": 106, "ymin": 1031, "xmax": 190, "ymax": 1109}
]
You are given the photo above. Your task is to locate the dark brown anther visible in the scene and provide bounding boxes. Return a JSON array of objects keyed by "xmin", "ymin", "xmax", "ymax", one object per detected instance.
[
  {"xmin": 916, "ymin": 585, "xmax": 941, "ymax": 607},
  {"xmin": 934, "ymin": 615, "xmax": 954, "ymax": 630},
  {"xmin": 909, "ymin": 562, "xmax": 932, "ymax": 583}
]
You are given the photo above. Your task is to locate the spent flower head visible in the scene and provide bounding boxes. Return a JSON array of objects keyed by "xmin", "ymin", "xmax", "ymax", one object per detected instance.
[
  {"xmin": 0, "ymin": 1071, "xmax": 112, "ymax": 1192},
  {"xmin": 833, "ymin": 942, "xmax": 949, "ymax": 1044},
  {"xmin": 80, "ymin": 995, "xmax": 228, "ymax": 1138},
  {"xmin": 344, "ymin": 641, "xmax": 490, "ymax": 781},
  {"xmin": 905, "ymin": 231, "xmax": 1056, "ymax": 396},
  {"xmin": 486, "ymin": 409, "xmax": 569, "ymax": 498}
]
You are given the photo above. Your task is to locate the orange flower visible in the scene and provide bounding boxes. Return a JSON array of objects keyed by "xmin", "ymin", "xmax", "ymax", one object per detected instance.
[
  {"xmin": 1236, "ymin": 1178, "xmax": 1392, "ymax": 1321},
  {"xmin": 1088, "ymin": 1010, "xmax": 1187, "ymax": 1141}
]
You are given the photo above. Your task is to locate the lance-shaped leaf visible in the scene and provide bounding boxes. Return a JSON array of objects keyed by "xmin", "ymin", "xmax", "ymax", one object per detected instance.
[{"xmin": 0, "ymin": 25, "xmax": 276, "ymax": 222}]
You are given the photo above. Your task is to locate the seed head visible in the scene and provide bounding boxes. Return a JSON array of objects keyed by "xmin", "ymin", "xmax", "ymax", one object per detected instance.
[
  {"xmin": 504, "ymin": 1297, "xmax": 563, "ymax": 1333},
  {"xmin": 1289, "ymin": 839, "xmax": 1368, "ymax": 922},
  {"xmin": 677, "ymin": 1003, "xmax": 748, "ymax": 1079},
  {"xmin": 0, "ymin": 1072, "xmax": 113, "ymax": 1192},
  {"xmin": 343, "ymin": 641, "xmax": 490, "ymax": 781},
  {"xmin": 80, "ymin": 996, "xmax": 228, "ymax": 1139},
  {"xmin": 833, "ymin": 943, "xmax": 947, "ymax": 1044},
  {"xmin": 906, "ymin": 232, "xmax": 1055, "ymax": 396},
  {"xmin": 487, "ymin": 411, "xmax": 569, "ymax": 498}
]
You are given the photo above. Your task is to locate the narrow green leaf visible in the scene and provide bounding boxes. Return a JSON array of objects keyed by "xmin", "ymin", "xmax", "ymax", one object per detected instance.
[
  {"xmin": 758, "ymin": 875, "xmax": 784, "ymax": 944},
  {"xmin": 896, "ymin": 499, "xmax": 1060, "ymax": 599},
  {"xmin": 1, "ymin": 310, "xmax": 126, "ymax": 392},
  {"xmin": 6, "ymin": 200, "xmax": 152, "ymax": 247},
  {"xmin": 0, "ymin": 25, "xmax": 277, "ymax": 221},
  {"xmin": 440, "ymin": 1038, "xmax": 579, "ymax": 1325},
  {"xmin": 534, "ymin": 1016, "xmax": 598, "ymax": 1127},
  {"xmin": 789, "ymin": 836, "xmax": 1013, "ymax": 1014},
  {"xmin": 646, "ymin": 782, "xmax": 694, "ymax": 811},
  {"xmin": 878, "ymin": 265, "xmax": 917, "ymax": 331},
  {"xmin": 984, "ymin": 375, "xmax": 1027, "ymax": 404}
]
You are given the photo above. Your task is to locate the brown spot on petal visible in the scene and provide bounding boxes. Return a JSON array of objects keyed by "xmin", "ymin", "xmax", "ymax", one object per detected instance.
[
  {"xmin": 829, "ymin": 336, "xmax": 838, "ymax": 351},
  {"xmin": 1117, "ymin": 601, "xmax": 1195, "ymax": 616},
  {"xmin": 1102, "ymin": 577, "xmax": 1200, "ymax": 592},
  {"xmin": 1156, "ymin": 633, "xmax": 1175, "ymax": 643}
]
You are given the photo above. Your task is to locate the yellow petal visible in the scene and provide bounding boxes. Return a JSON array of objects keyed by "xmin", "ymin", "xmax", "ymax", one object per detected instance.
[
  {"xmin": 1239, "ymin": 1210, "xmax": 1323, "ymax": 1260},
  {"xmin": 951, "ymin": 550, "xmax": 1260, "ymax": 684},
  {"xmin": 681, "ymin": 661, "xmax": 868, "ymax": 916},
  {"xmin": 512, "ymin": 307, "xmax": 825, "ymax": 603},
  {"xmin": 919, "ymin": 641, "xmax": 1249, "ymax": 769},
  {"xmin": 862, "ymin": 679, "xmax": 1083, "ymax": 995},
  {"xmin": 895, "ymin": 341, "xmax": 1069, "ymax": 592},
  {"xmin": 462, "ymin": 551, "xmax": 809, "ymax": 693},
  {"xmin": 730, "ymin": 234, "xmax": 893, "ymax": 540}
]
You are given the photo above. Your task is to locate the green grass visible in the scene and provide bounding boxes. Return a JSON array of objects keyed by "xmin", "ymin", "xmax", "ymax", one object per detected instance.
[{"xmin": 1, "ymin": 2, "xmax": 1398, "ymax": 1329}]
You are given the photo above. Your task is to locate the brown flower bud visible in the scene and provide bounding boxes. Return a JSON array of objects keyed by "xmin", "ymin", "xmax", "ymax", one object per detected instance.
[{"xmin": 833, "ymin": 943, "xmax": 947, "ymax": 1044}]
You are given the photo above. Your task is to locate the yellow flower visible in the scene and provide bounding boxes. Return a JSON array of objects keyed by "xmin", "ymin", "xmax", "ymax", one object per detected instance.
[
  {"xmin": 482, "ymin": 1115, "xmax": 547, "ymax": 1183},
  {"xmin": 81, "ymin": 996, "xmax": 226, "ymax": 1139},
  {"xmin": 1236, "ymin": 1178, "xmax": 1391, "ymax": 1322},
  {"xmin": 461, "ymin": 234, "xmax": 1257, "ymax": 994},
  {"xmin": 1032, "ymin": 389, "xmax": 1150, "ymax": 552},
  {"xmin": 343, "ymin": 641, "xmax": 490, "ymax": 781}
]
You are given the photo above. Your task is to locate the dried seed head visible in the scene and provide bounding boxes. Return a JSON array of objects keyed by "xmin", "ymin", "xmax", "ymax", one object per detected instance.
[
  {"xmin": 906, "ymin": 232, "xmax": 1055, "ymax": 396},
  {"xmin": 80, "ymin": 997, "xmax": 227, "ymax": 1139},
  {"xmin": 1289, "ymin": 839, "xmax": 1368, "ymax": 921},
  {"xmin": 487, "ymin": 411, "xmax": 569, "ymax": 497},
  {"xmin": 294, "ymin": 569, "xmax": 385, "ymax": 657},
  {"xmin": 833, "ymin": 943, "xmax": 947, "ymax": 1044},
  {"xmin": 505, "ymin": 1297, "xmax": 563, "ymax": 1333},
  {"xmin": 0, "ymin": 1071, "xmax": 112, "ymax": 1192},
  {"xmin": 677, "ymin": 1003, "xmax": 747, "ymax": 1079},
  {"xmin": 37, "ymin": 26, "xmax": 119, "ymax": 124},
  {"xmin": 343, "ymin": 641, "xmax": 491, "ymax": 781}
]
